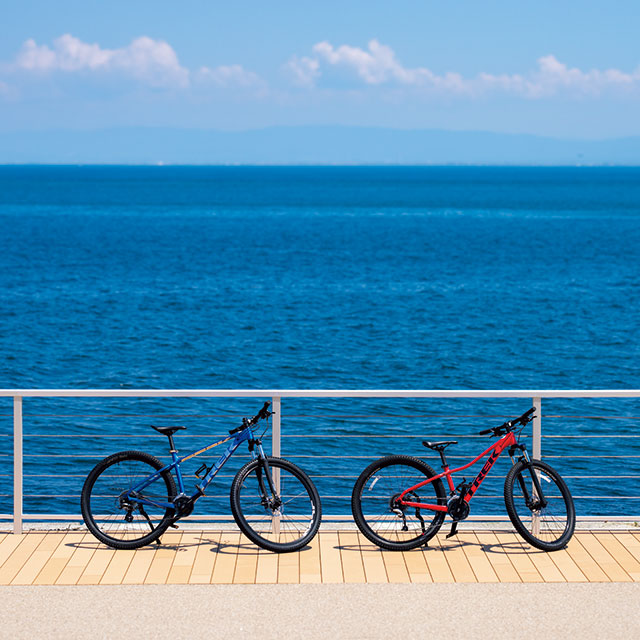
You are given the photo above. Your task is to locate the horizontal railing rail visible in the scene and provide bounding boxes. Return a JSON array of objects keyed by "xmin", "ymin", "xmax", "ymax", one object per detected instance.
[{"xmin": 2, "ymin": 389, "xmax": 639, "ymax": 534}]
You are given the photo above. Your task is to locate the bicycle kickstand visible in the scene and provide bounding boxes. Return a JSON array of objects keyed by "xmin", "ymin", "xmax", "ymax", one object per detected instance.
[{"xmin": 445, "ymin": 521, "xmax": 459, "ymax": 539}]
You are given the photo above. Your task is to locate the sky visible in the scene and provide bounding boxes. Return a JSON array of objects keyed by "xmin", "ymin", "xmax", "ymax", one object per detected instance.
[{"xmin": 1, "ymin": 1, "xmax": 640, "ymax": 139}]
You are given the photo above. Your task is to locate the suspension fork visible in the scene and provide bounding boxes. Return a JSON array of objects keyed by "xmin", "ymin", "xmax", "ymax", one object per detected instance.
[
  {"xmin": 510, "ymin": 446, "xmax": 548, "ymax": 509},
  {"xmin": 253, "ymin": 445, "xmax": 280, "ymax": 503}
]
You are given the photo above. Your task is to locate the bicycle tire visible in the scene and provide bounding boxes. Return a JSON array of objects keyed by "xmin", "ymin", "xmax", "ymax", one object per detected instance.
[
  {"xmin": 351, "ymin": 455, "xmax": 447, "ymax": 551},
  {"xmin": 81, "ymin": 450, "xmax": 177, "ymax": 550},
  {"xmin": 504, "ymin": 458, "xmax": 575, "ymax": 551},
  {"xmin": 230, "ymin": 457, "xmax": 322, "ymax": 553}
]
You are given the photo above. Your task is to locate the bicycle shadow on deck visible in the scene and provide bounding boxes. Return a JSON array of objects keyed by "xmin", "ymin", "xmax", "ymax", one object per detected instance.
[
  {"xmin": 64, "ymin": 534, "xmax": 310, "ymax": 555},
  {"xmin": 336, "ymin": 534, "xmax": 526, "ymax": 556}
]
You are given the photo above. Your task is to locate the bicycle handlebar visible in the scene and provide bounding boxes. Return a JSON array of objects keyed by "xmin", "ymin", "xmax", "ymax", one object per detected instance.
[
  {"xmin": 479, "ymin": 407, "xmax": 536, "ymax": 436},
  {"xmin": 229, "ymin": 402, "xmax": 273, "ymax": 434}
]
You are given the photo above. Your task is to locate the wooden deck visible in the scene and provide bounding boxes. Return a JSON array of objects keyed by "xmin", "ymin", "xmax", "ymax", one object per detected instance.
[{"xmin": 1, "ymin": 530, "xmax": 639, "ymax": 585}]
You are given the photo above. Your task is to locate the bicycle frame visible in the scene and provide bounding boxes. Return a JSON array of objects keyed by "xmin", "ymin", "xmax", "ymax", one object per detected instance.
[
  {"xmin": 398, "ymin": 431, "xmax": 520, "ymax": 512},
  {"xmin": 124, "ymin": 425, "xmax": 265, "ymax": 510}
]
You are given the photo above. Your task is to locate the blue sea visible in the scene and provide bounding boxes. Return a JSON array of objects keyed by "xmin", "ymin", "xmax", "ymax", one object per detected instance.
[{"xmin": 0, "ymin": 166, "xmax": 639, "ymax": 519}]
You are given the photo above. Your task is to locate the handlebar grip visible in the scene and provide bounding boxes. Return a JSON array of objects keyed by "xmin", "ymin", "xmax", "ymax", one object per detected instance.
[{"xmin": 478, "ymin": 427, "xmax": 493, "ymax": 435}]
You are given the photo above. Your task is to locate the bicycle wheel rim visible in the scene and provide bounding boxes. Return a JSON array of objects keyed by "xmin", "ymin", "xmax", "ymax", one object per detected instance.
[
  {"xmin": 83, "ymin": 455, "xmax": 175, "ymax": 545},
  {"xmin": 233, "ymin": 459, "xmax": 320, "ymax": 549},
  {"xmin": 355, "ymin": 458, "xmax": 445, "ymax": 547},
  {"xmin": 508, "ymin": 462, "xmax": 573, "ymax": 547}
]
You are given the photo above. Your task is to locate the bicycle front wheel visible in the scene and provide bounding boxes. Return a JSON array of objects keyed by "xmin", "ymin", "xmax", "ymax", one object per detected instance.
[
  {"xmin": 351, "ymin": 455, "xmax": 447, "ymax": 551},
  {"xmin": 504, "ymin": 459, "xmax": 575, "ymax": 551},
  {"xmin": 230, "ymin": 457, "xmax": 322, "ymax": 553},
  {"xmin": 81, "ymin": 450, "xmax": 177, "ymax": 550}
]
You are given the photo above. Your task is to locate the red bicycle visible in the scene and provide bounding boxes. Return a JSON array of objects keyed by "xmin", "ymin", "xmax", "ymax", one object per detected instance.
[{"xmin": 351, "ymin": 408, "xmax": 575, "ymax": 552}]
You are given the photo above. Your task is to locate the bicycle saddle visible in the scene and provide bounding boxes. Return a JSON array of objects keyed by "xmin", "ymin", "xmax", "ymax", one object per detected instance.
[
  {"xmin": 151, "ymin": 425, "xmax": 187, "ymax": 436},
  {"xmin": 422, "ymin": 440, "xmax": 457, "ymax": 451}
]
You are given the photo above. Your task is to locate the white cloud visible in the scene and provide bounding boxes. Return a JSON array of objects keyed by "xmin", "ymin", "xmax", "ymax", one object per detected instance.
[
  {"xmin": 10, "ymin": 35, "xmax": 264, "ymax": 91},
  {"xmin": 312, "ymin": 39, "xmax": 432, "ymax": 86},
  {"xmin": 284, "ymin": 55, "xmax": 320, "ymax": 88},
  {"xmin": 197, "ymin": 64, "xmax": 262, "ymax": 88},
  {"xmin": 15, "ymin": 34, "xmax": 189, "ymax": 88},
  {"xmin": 478, "ymin": 55, "xmax": 640, "ymax": 97},
  {"xmin": 288, "ymin": 40, "xmax": 640, "ymax": 98}
]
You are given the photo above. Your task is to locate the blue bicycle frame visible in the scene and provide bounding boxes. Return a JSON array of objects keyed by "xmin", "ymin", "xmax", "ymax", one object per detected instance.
[{"xmin": 124, "ymin": 424, "xmax": 265, "ymax": 511}]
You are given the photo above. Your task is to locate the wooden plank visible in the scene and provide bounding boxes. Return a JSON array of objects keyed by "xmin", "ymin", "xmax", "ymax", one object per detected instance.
[
  {"xmin": 299, "ymin": 534, "xmax": 322, "ymax": 583},
  {"xmin": 381, "ymin": 548, "xmax": 410, "ymax": 583},
  {"xmin": 255, "ymin": 544, "xmax": 279, "ymax": 583},
  {"xmin": 100, "ymin": 549, "xmax": 136, "ymax": 585},
  {"xmin": 402, "ymin": 547, "xmax": 432, "ymax": 583},
  {"xmin": 474, "ymin": 532, "xmax": 521, "ymax": 583},
  {"xmin": 277, "ymin": 532, "xmax": 300, "ymax": 584},
  {"xmin": 56, "ymin": 535, "xmax": 101, "ymax": 585},
  {"xmin": 211, "ymin": 532, "xmax": 240, "ymax": 583},
  {"xmin": 189, "ymin": 531, "xmax": 220, "ymax": 584},
  {"xmin": 422, "ymin": 537, "xmax": 455, "ymax": 583},
  {"xmin": 0, "ymin": 534, "xmax": 25, "ymax": 570},
  {"xmin": 167, "ymin": 531, "xmax": 201, "ymax": 584},
  {"xmin": 564, "ymin": 534, "xmax": 610, "ymax": 582},
  {"xmin": 545, "ymin": 547, "xmax": 588, "ymax": 582},
  {"xmin": 437, "ymin": 534, "xmax": 477, "ymax": 582},
  {"xmin": 144, "ymin": 533, "xmax": 183, "ymax": 584},
  {"xmin": 524, "ymin": 548, "xmax": 567, "ymax": 582},
  {"xmin": 493, "ymin": 533, "xmax": 543, "ymax": 582},
  {"xmin": 77, "ymin": 544, "xmax": 116, "ymax": 585},
  {"xmin": 595, "ymin": 533, "xmax": 640, "ymax": 581},
  {"xmin": 358, "ymin": 533, "xmax": 388, "ymax": 583},
  {"xmin": 577, "ymin": 533, "xmax": 632, "ymax": 582},
  {"xmin": 614, "ymin": 533, "xmax": 640, "ymax": 566},
  {"xmin": 457, "ymin": 533, "xmax": 499, "ymax": 583},
  {"xmin": 11, "ymin": 533, "xmax": 65, "ymax": 585},
  {"xmin": 33, "ymin": 532, "xmax": 85, "ymax": 585},
  {"xmin": 319, "ymin": 532, "xmax": 343, "ymax": 583},
  {"xmin": 121, "ymin": 545, "xmax": 157, "ymax": 584},
  {"xmin": 0, "ymin": 534, "xmax": 46, "ymax": 585},
  {"xmin": 233, "ymin": 534, "xmax": 260, "ymax": 584},
  {"xmin": 338, "ymin": 532, "xmax": 365, "ymax": 583}
]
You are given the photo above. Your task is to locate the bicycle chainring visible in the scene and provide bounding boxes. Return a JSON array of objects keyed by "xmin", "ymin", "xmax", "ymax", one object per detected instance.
[{"xmin": 447, "ymin": 495, "xmax": 470, "ymax": 521}]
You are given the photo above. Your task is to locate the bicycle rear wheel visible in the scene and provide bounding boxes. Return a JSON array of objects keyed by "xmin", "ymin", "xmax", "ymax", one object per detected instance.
[
  {"xmin": 230, "ymin": 457, "xmax": 322, "ymax": 553},
  {"xmin": 351, "ymin": 455, "xmax": 446, "ymax": 551},
  {"xmin": 81, "ymin": 451, "xmax": 177, "ymax": 550},
  {"xmin": 504, "ymin": 459, "xmax": 575, "ymax": 551}
]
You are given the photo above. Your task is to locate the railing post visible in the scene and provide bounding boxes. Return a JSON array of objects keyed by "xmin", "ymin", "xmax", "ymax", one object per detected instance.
[
  {"xmin": 13, "ymin": 396, "xmax": 23, "ymax": 535},
  {"xmin": 271, "ymin": 396, "xmax": 281, "ymax": 536},
  {"xmin": 532, "ymin": 397, "xmax": 542, "ymax": 460},
  {"xmin": 532, "ymin": 397, "xmax": 542, "ymax": 537}
]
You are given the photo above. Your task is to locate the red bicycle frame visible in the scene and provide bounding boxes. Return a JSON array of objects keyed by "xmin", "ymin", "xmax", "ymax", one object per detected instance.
[{"xmin": 398, "ymin": 431, "xmax": 518, "ymax": 511}]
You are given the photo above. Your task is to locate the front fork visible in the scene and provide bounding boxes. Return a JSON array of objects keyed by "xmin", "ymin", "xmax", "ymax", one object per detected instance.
[
  {"xmin": 250, "ymin": 440, "xmax": 281, "ymax": 509},
  {"xmin": 250, "ymin": 440, "xmax": 282, "ymax": 535},
  {"xmin": 508, "ymin": 444, "xmax": 548, "ymax": 511}
]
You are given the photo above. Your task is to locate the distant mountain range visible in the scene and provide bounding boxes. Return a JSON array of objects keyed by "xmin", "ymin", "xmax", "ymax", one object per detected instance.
[{"xmin": 1, "ymin": 126, "xmax": 639, "ymax": 165}]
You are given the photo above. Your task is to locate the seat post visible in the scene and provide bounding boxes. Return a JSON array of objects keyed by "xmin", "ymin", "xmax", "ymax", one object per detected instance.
[
  {"xmin": 438, "ymin": 449, "xmax": 448, "ymax": 468},
  {"xmin": 167, "ymin": 434, "xmax": 177, "ymax": 453}
]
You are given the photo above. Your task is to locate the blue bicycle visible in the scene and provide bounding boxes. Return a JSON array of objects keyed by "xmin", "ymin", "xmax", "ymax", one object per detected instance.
[{"xmin": 80, "ymin": 402, "xmax": 322, "ymax": 552}]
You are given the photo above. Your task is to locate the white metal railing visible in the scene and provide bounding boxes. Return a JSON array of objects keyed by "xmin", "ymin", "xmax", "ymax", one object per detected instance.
[{"xmin": 2, "ymin": 388, "xmax": 640, "ymax": 534}]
